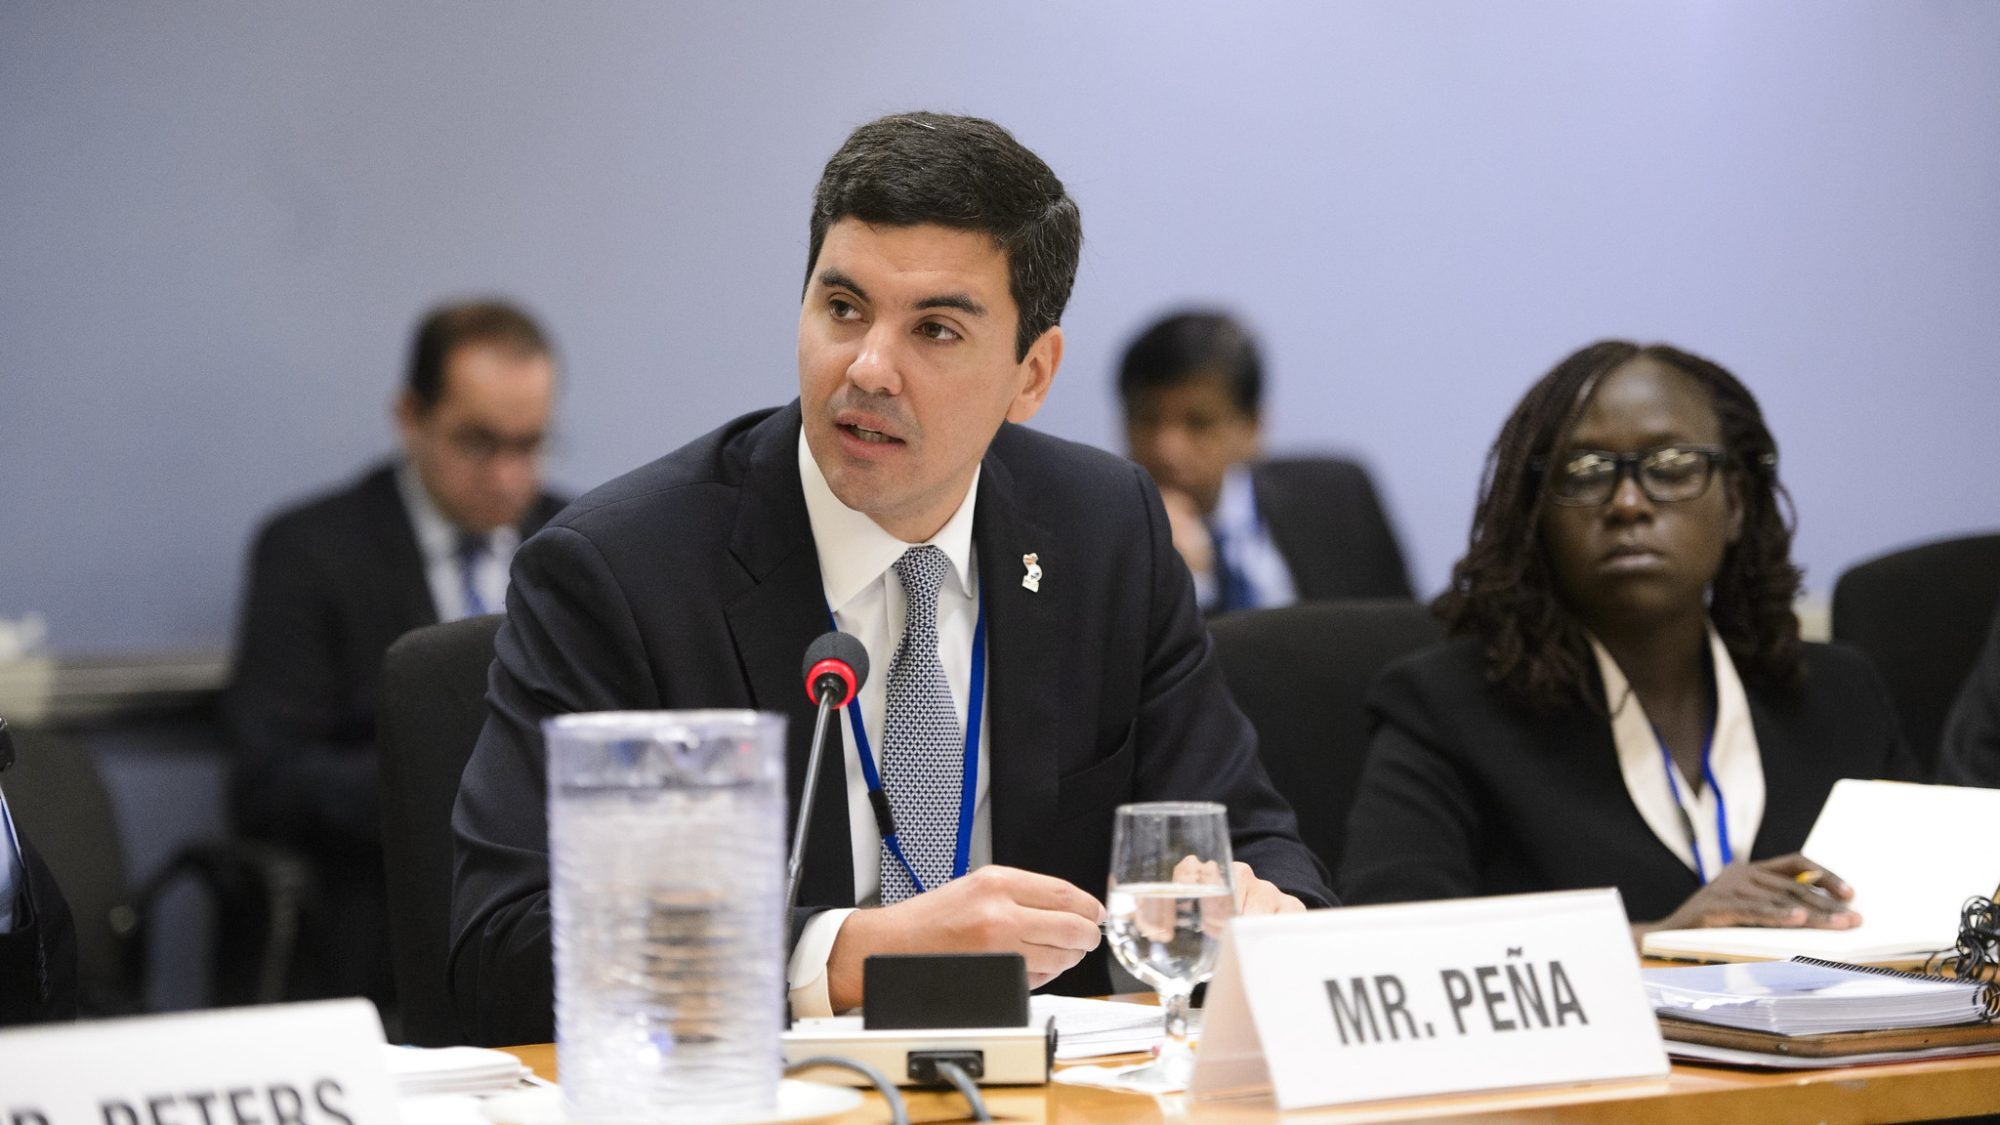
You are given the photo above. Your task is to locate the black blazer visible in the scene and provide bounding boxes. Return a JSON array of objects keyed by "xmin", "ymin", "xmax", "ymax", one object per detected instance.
[
  {"xmin": 1337, "ymin": 638, "xmax": 1915, "ymax": 924},
  {"xmin": 1939, "ymin": 604, "xmax": 2000, "ymax": 788},
  {"xmin": 0, "ymin": 838, "xmax": 78, "ymax": 1025},
  {"xmin": 225, "ymin": 462, "xmax": 566, "ymax": 851},
  {"xmin": 1251, "ymin": 459, "xmax": 1412, "ymax": 602},
  {"xmin": 450, "ymin": 403, "xmax": 1333, "ymax": 1045}
]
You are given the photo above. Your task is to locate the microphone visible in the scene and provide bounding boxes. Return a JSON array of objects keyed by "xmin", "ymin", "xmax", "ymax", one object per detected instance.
[
  {"xmin": 787, "ymin": 631, "xmax": 870, "ymax": 911},
  {"xmin": 802, "ymin": 631, "xmax": 868, "ymax": 709}
]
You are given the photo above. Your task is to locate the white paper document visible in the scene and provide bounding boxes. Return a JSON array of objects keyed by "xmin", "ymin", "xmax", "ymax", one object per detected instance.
[{"xmin": 1643, "ymin": 780, "xmax": 2000, "ymax": 964}]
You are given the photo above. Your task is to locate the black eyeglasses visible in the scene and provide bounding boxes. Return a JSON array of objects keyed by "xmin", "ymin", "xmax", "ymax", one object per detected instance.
[
  {"xmin": 448, "ymin": 428, "xmax": 550, "ymax": 464},
  {"xmin": 1535, "ymin": 445, "xmax": 1727, "ymax": 507}
]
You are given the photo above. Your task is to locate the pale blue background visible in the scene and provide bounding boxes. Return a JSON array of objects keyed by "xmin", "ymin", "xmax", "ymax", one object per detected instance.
[{"xmin": 5, "ymin": 1, "xmax": 1998, "ymax": 652}]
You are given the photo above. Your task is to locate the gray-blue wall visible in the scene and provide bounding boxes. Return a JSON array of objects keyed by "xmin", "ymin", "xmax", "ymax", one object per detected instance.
[{"xmin": 6, "ymin": 1, "xmax": 1997, "ymax": 652}]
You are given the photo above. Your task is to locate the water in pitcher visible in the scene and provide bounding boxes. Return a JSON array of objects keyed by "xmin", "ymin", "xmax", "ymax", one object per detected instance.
[{"xmin": 549, "ymin": 740, "xmax": 785, "ymax": 1122}]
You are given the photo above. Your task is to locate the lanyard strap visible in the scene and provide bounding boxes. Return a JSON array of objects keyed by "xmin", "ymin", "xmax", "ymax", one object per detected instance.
[
  {"xmin": 1655, "ymin": 716, "xmax": 1732, "ymax": 883},
  {"xmin": 831, "ymin": 583, "xmax": 986, "ymax": 896}
]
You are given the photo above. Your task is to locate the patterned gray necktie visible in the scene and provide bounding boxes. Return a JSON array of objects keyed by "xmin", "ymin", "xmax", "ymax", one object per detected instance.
[{"xmin": 877, "ymin": 545, "xmax": 963, "ymax": 903}]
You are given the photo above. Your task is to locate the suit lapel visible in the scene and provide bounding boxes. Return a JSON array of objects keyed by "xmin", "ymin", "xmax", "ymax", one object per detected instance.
[
  {"xmin": 973, "ymin": 447, "xmax": 1063, "ymax": 877},
  {"xmin": 722, "ymin": 404, "xmax": 854, "ymax": 908},
  {"xmin": 365, "ymin": 464, "xmax": 441, "ymax": 627}
]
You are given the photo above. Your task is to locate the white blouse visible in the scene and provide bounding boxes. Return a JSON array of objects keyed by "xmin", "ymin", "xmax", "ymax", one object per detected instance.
[{"xmin": 1592, "ymin": 625, "xmax": 1766, "ymax": 883}]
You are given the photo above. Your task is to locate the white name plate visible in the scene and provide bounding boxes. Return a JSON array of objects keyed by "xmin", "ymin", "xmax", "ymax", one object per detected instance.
[
  {"xmin": 1192, "ymin": 888, "xmax": 1667, "ymax": 1111},
  {"xmin": 0, "ymin": 999, "xmax": 398, "ymax": 1125}
]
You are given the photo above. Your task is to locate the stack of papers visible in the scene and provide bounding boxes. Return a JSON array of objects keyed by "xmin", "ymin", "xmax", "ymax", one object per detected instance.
[
  {"xmin": 1031, "ymin": 995, "xmax": 1198, "ymax": 1060},
  {"xmin": 383, "ymin": 1046, "xmax": 530, "ymax": 1096},
  {"xmin": 1644, "ymin": 958, "xmax": 1988, "ymax": 1036}
]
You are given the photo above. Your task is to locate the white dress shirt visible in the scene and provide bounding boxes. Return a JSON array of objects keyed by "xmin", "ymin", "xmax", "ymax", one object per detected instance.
[
  {"xmin": 784, "ymin": 430, "xmax": 993, "ymax": 1017},
  {"xmin": 1194, "ymin": 464, "xmax": 1298, "ymax": 611},
  {"xmin": 395, "ymin": 462, "xmax": 520, "ymax": 621},
  {"xmin": 1594, "ymin": 625, "xmax": 1767, "ymax": 883}
]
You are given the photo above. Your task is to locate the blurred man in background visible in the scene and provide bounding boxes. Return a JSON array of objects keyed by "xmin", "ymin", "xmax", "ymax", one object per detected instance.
[
  {"xmin": 226, "ymin": 299, "xmax": 567, "ymax": 1010},
  {"xmin": 1118, "ymin": 310, "xmax": 1412, "ymax": 612}
]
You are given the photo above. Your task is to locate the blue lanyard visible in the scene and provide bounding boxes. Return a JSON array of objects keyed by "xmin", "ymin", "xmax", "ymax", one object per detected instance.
[
  {"xmin": 828, "ymin": 582, "xmax": 986, "ymax": 896},
  {"xmin": 1654, "ymin": 716, "xmax": 1732, "ymax": 884}
]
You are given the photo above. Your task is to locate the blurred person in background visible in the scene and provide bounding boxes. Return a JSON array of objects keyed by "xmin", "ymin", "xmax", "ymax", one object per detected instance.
[
  {"xmin": 1117, "ymin": 311, "xmax": 1411, "ymax": 613},
  {"xmin": 0, "ymin": 720, "xmax": 77, "ymax": 1025},
  {"xmin": 1939, "ymin": 604, "xmax": 2000, "ymax": 788},
  {"xmin": 225, "ymin": 299, "xmax": 568, "ymax": 1010}
]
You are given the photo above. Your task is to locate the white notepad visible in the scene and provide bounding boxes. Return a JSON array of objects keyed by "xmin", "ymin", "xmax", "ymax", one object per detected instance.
[{"xmin": 1643, "ymin": 780, "xmax": 2000, "ymax": 964}]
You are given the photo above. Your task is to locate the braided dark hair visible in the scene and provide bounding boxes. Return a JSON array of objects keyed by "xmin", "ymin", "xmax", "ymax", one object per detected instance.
[{"xmin": 1436, "ymin": 340, "xmax": 1803, "ymax": 712}]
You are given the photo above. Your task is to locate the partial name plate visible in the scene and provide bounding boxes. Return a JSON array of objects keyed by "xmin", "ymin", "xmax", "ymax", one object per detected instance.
[
  {"xmin": 0, "ymin": 999, "xmax": 398, "ymax": 1125},
  {"xmin": 1192, "ymin": 887, "xmax": 1667, "ymax": 1111}
]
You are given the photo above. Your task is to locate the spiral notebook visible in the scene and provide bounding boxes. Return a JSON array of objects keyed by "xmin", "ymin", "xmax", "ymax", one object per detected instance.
[{"xmin": 1644, "ymin": 956, "xmax": 1995, "ymax": 1036}]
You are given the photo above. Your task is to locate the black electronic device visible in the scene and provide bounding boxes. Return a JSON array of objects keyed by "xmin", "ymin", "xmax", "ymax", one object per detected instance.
[{"xmin": 862, "ymin": 953, "xmax": 1030, "ymax": 1031}]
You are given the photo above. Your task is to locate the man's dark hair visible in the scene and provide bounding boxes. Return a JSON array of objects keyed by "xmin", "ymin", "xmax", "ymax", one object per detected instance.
[
  {"xmin": 1437, "ymin": 340, "xmax": 1803, "ymax": 713},
  {"xmin": 1116, "ymin": 311, "xmax": 1263, "ymax": 417},
  {"xmin": 405, "ymin": 300, "xmax": 552, "ymax": 411},
  {"xmin": 806, "ymin": 112, "xmax": 1082, "ymax": 361}
]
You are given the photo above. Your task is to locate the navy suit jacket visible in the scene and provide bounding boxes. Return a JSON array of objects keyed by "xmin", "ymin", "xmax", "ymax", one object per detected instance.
[
  {"xmin": 1251, "ymin": 458, "xmax": 1413, "ymax": 602},
  {"xmin": 451, "ymin": 403, "xmax": 1332, "ymax": 1045},
  {"xmin": 227, "ymin": 462, "xmax": 566, "ymax": 851}
]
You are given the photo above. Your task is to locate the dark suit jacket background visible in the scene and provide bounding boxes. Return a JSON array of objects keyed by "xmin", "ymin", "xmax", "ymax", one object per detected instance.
[
  {"xmin": 1338, "ymin": 638, "xmax": 1917, "ymax": 922},
  {"xmin": 1939, "ymin": 604, "xmax": 2000, "ymax": 788},
  {"xmin": 1251, "ymin": 459, "xmax": 1412, "ymax": 601},
  {"xmin": 225, "ymin": 461, "xmax": 565, "ymax": 1001},
  {"xmin": 451, "ymin": 403, "xmax": 1333, "ymax": 1046},
  {"xmin": 0, "ymin": 839, "xmax": 78, "ymax": 1025}
]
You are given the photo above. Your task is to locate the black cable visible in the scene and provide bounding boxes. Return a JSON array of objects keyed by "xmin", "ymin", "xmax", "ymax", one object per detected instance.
[
  {"xmin": 783, "ymin": 1056, "xmax": 908, "ymax": 1125},
  {"xmin": 929, "ymin": 1060, "xmax": 992, "ymax": 1122},
  {"xmin": 1922, "ymin": 884, "xmax": 2000, "ymax": 1020}
]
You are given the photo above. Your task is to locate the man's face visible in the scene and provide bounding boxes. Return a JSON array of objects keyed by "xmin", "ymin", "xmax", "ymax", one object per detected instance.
[
  {"xmin": 397, "ymin": 341, "xmax": 555, "ymax": 534},
  {"xmin": 798, "ymin": 219, "xmax": 1061, "ymax": 542},
  {"xmin": 1123, "ymin": 372, "xmax": 1260, "ymax": 514}
]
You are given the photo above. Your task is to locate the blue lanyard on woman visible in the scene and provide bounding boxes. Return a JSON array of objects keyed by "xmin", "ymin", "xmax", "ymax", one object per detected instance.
[
  {"xmin": 828, "ymin": 585, "xmax": 987, "ymax": 896},
  {"xmin": 1654, "ymin": 713, "xmax": 1732, "ymax": 884}
]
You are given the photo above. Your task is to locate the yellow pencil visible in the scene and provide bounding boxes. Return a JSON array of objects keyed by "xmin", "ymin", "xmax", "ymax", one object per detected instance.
[{"xmin": 1795, "ymin": 870, "xmax": 1823, "ymax": 886}]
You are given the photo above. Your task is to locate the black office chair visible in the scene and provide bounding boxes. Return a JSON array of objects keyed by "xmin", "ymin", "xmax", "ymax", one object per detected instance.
[
  {"xmin": 1207, "ymin": 600, "xmax": 1444, "ymax": 878},
  {"xmin": 1831, "ymin": 532, "xmax": 2000, "ymax": 779},
  {"xmin": 377, "ymin": 613, "xmax": 503, "ymax": 1047}
]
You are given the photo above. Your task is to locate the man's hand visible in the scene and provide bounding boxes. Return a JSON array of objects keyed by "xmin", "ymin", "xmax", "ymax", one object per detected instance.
[
  {"xmin": 1642, "ymin": 853, "xmax": 1859, "ymax": 936},
  {"xmin": 1169, "ymin": 855, "xmax": 1308, "ymax": 919},
  {"xmin": 1231, "ymin": 861, "xmax": 1307, "ymax": 915},
  {"xmin": 1157, "ymin": 487, "xmax": 1216, "ymax": 579},
  {"xmin": 827, "ymin": 865, "xmax": 1104, "ymax": 1011}
]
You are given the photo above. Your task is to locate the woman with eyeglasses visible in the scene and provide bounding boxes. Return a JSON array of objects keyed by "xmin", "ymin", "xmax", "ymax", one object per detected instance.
[{"xmin": 1337, "ymin": 341, "xmax": 1915, "ymax": 937}]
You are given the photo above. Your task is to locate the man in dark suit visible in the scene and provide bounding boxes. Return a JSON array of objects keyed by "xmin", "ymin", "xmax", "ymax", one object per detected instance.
[
  {"xmin": 450, "ymin": 113, "xmax": 1332, "ymax": 1046},
  {"xmin": 1118, "ymin": 311, "xmax": 1412, "ymax": 611},
  {"xmin": 0, "ymin": 723, "xmax": 77, "ymax": 1025},
  {"xmin": 227, "ymin": 300, "xmax": 566, "ymax": 1008}
]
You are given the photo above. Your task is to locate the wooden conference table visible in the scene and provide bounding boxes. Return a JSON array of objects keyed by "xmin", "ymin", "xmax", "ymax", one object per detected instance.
[{"xmin": 498, "ymin": 1002, "xmax": 2000, "ymax": 1124}]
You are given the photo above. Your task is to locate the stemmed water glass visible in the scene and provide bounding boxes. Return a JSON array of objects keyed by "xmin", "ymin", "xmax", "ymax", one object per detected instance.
[{"xmin": 1103, "ymin": 801, "xmax": 1236, "ymax": 1092}]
